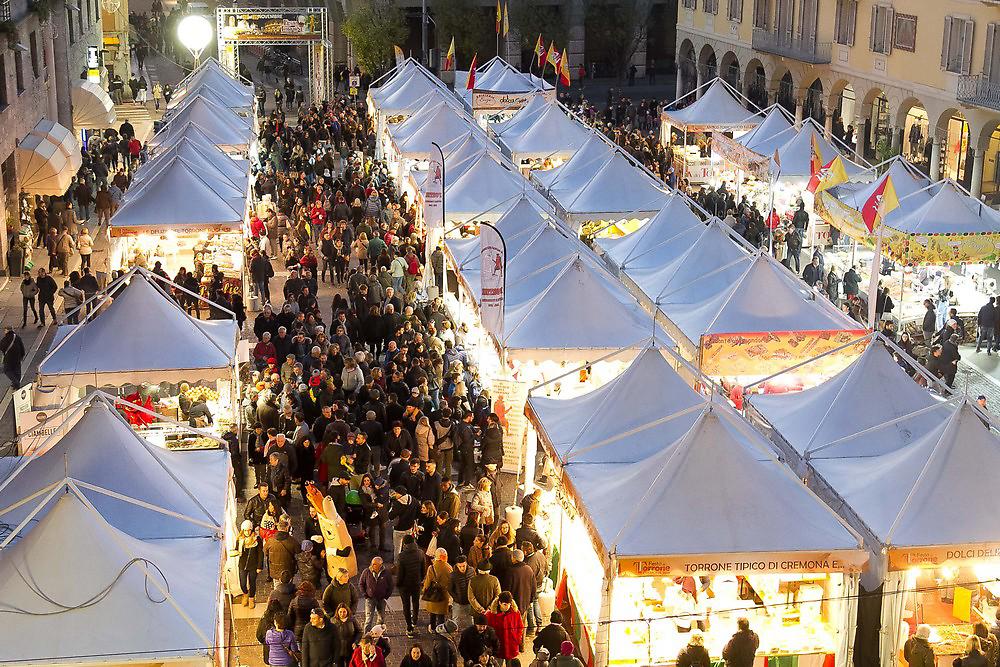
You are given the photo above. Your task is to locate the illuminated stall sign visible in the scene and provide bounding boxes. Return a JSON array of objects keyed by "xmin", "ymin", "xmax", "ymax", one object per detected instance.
[
  {"xmin": 222, "ymin": 11, "xmax": 323, "ymax": 41},
  {"xmin": 888, "ymin": 543, "xmax": 1000, "ymax": 571},
  {"xmin": 617, "ymin": 550, "xmax": 868, "ymax": 577},
  {"xmin": 472, "ymin": 89, "xmax": 556, "ymax": 112}
]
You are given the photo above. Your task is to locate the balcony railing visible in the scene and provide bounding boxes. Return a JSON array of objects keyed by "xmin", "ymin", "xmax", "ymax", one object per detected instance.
[
  {"xmin": 752, "ymin": 29, "xmax": 832, "ymax": 64},
  {"xmin": 957, "ymin": 75, "xmax": 1000, "ymax": 112}
]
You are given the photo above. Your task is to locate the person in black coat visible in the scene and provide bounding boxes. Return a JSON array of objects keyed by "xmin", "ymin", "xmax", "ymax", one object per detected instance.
[
  {"xmin": 722, "ymin": 618, "xmax": 760, "ymax": 667},
  {"xmin": 301, "ymin": 609, "xmax": 337, "ymax": 667},
  {"xmin": 977, "ymin": 297, "xmax": 997, "ymax": 354},
  {"xmin": 533, "ymin": 611, "xmax": 569, "ymax": 656},
  {"xmin": 432, "ymin": 620, "xmax": 460, "ymax": 667},
  {"xmin": 1, "ymin": 326, "xmax": 26, "ymax": 386},
  {"xmin": 677, "ymin": 634, "xmax": 711, "ymax": 667},
  {"xmin": 460, "ymin": 617, "xmax": 501, "ymax": 664},
  {"xmin": 396, "ymin": 535, "xmax": 425, "ymax": 635}
]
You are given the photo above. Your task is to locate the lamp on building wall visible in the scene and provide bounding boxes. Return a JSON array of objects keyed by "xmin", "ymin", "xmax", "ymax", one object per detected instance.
[{"xmin": 177, "ymin": 15, "xmax": 212, "ymax": 67}]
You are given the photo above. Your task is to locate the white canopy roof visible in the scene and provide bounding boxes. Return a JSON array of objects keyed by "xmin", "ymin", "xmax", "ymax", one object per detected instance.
[
  {"xmin": 38, "ymin": 272, "xmax": 238, "ymax": 386},
  {"xmin": 736, "ymin": 105, "xmax": 794, "ymax": 153},
  {"xmin": 377, "ymin": 73, "xmax": 449, "ymax": 115},
  {"xmin": 534, "ymin": 132, "xmax": 615, "ymax": 192},
  {"xmin": 446, "ymin": 195, "xmax": 554, "ymax": 269},
  {"xmin": 152, "ymin": 98, "xmax": 254, "ymax": 149},
  {"xmin": 628, "ymin": 218, "xmax": 752, "ymax": 309},
  {"xmin": 110, "ymin": 156, "xmax": 245, "ymax": 232},
  {"xmin": 30, "ymin": 119, "xmax": 83, "ymax": 172},
  {"xmin": 814, "ymin": 400, "xmax": 1000, "ymax": 548},
  {"xmin": 771, "ymin": 121, "xmax": 868, "ymax": 181},
  {"xmin": 499, "ymin": 103, "xmax": 593, "ymax": 161},
  {"xmin": 0, "ymin": 397, "xmax": 228, "ymax": 539},
  {"xmin": 71, "ymin": 80, "xmax": 117, "ymax": 128},
  {"xmin": 438, "ymin": 153, "xmax": 526, "ymax": 219},
  {"xmin": 529, "ymin": 347, "xmax": 862, "ymax": 557},
  {"xmin": 667, "ymin": 252, "xmax": 858, "ymax": 341},
  {"xmin": 137, "ymin": 135, "xmax": 249, "ymax": 189},
  {"xmin": 490, "ymin": 93, "xmax": 550, "ymax": 136},
  {"xmin": 597, "ymin": 195, "xmax": 704, "ymax": 269},
  {"xmin": 460, "ymin": 57, "xmax": 552, "ymax": 103},
  {"xmin": 170, "ymin": 58, "xmax": 253, "ymax": 108},
  {"xmin": 0, "ymin": 489, "xmax": 221, "ymax": 666},
  {"xmin": 553, "ymin": 151, "xmax": 670, "ymax": 224},
  {"xmin": 662, "ymin": 78, "xmax": 760, "ymax": 131},
  {"xmin": 168, "ymin": 85, "xmax": 252, "ymax": 115},
  {"xmin": 500, "ymin": 255, "xmax": 655, "ymax": 355},
  {"xmin": 369, "ymin": 58, "xmax": 422, "ymax": 105},
  {"xmin": 751, "ymin": 339, "xmax": 945, "ymax": 459},
  {"xmin": 392, "ymin": 103, "xmax": 474, "ymax": 158},
  {"xmin": 883, "ymin": 180, "xmax": 1000, "ymax": 235}
]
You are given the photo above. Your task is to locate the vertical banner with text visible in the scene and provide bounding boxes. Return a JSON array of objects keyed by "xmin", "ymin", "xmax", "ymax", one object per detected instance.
[
  {"xmin": 423, "ymin": 155, "xmax": 444, "ymax": 290},
  {"xmin": 479, "ymin": 223, "xmax": 506, "ymax": 339},
  {"xmin": 491, "ymin": 378, "xmax": 529, "ymax": 474}
]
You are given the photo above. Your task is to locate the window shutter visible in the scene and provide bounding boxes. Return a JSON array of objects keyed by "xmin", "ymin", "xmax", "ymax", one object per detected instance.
[
  {"xmin": 961, "ymin": 18, "xmax": 975, "ymax": 75},
  {"xmin": 834, "ymin": 0, "xmax": 842, "ymax": 43},
  {"xmin": 885, "ymin": 7, "xmax": 894, "ymax": 54},
  {"xmin": 941, "ymin": 16, "xmax": 952, "ymax": 69},
  {"xmin": 870, "ymin": 5, "xmax": 878, "ymax": 52},
  {"xmin": 847, "ymin": 0, "xmax": 856, "ymax": 45},
  {"xmin": 986, "ymin": 23, "xmax": 997, "ymax": 80}
]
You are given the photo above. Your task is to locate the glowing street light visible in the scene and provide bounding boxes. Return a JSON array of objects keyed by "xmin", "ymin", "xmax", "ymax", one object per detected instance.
[{"xmin": 177, "ymin": 15, "xmax": 213, "ymax": 67}]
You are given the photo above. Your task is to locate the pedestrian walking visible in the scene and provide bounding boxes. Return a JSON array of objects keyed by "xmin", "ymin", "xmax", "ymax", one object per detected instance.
[
  {"xmin": 1, "ymin": 326, "xmax": 26, "ymax": 386},
  {"xmin": 20, "ymin": 272, "xmax": 39, "ymax": 327}
]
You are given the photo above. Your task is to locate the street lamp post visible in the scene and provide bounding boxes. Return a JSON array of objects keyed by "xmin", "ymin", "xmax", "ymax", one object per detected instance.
[{"xmin": 177, "ymin": 15, "xmax": 213, "ymax": 69}]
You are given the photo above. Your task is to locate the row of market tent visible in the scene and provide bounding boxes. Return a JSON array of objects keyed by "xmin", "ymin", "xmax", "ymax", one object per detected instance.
[
  {"xmin": 369, "ymin": 58, "xmax": 1000, "ymax": 667},
  {"xmin": 0, "ymin": 58, "xmax": 255, "ymax": 667}
]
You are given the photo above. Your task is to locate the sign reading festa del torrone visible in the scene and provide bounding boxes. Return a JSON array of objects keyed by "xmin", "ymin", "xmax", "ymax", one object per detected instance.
[{"xmin": 472, "ymin": 89, "xmax": 556, "ymax": 111}]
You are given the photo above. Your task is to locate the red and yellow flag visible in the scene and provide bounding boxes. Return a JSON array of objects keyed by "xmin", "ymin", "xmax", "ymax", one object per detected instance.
[
  {"xmin": 495, "ymin": 0, "xmax": 502, "ymax": 34},
  {"xmin": 534, "ymin": 34, "xmax": 545, "ymax": 67},
  {"xmin": 808, "ymin": 132, "xmax": 823, "ymax": 181},
  {"xmin": 503, "ymin": 2, "xmax": 509, "ymax": 37},
  {"xmin": 807, "ymin": 155, "xmax": 849, "ymax": 194},
  {"xmin": 466, "ymin": 53, "xmax": 478, "ymax": 90},
  {"xmin": 860, "ymin": 173, "xmax": 900, "ymax": 233},
  {"xmin": 559, "ymin": 48, "xmax": 571, "ymax": 86},
  {"xmin": 545, "ymin": 42, "xmax": 557, "ymax": 69},
  {"xmin": 444, "ymin": 37, "xmax": 456, "ymax": 70}
]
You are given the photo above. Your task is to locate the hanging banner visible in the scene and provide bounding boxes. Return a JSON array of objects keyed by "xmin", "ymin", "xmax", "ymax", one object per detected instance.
[
  {"xmin": 617, "ymin": 549, "xmax": 869, "ymax": 577},
  {"xmin": 479, "ymin": 223, "xmax": 505, "ymax": 339},
  {"xmin": 491, "ymin": 377, "xmax": 529, "ymax": 474},
  {"xmin": 423, "ymin": 156, "xmax": 444, "ymax": 231}
]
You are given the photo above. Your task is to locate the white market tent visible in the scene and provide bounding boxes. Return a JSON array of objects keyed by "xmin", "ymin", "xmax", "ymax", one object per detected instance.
[
  {"xmin": 38, "ymin": 271, "xmax": 238, "ymax": 387},
  {"xmin": 377, "ymin": 74, "xmax": 451, "ymax": 118},
  {"xmin": 170, "ymin": 58, "xmax": 254, "ymax": 109},
  {"xmin": 665, "ymin": 251, "xmax": 859, "ymax": 344},
  {"xmin": 490, "ymin": 93, "xmax": 550, "ymax": 137},
  {"xmin": 459, "ymin": 57, "xmax": 553, "ymax": 105},
  {"xmin": 0, "ymin": 486, "xmax": 223, "ymax": 667},
  {"xmin": 109, "ymin": 156, "xmax": 245, "ymax": 234},
  {"xmin": 768, "ymin": 120, "xmax": 869, "ymax": 183},
  {"xmin": 126, "ymin": 154, "xmax": 247, "ymax": 215},
  {"xmin": 528, "ymin": 345, "xmax": 865, "ymax": 557},
  {"xmin": 596, "ymin": 195, "xmax": 705, "ymax": 269},
  {"xmin": 434, "ymin": 152, "xmax": 527, "ymax": 223},
  {"xmin": 737, "ymin": 105, "xmax": 795, "ymax": 153},
  {"xmin": 750, "ymin": 336, "xmax": 948, "ymax": 464},
  {"xmin": 827, "ymin": 157, "xmax": 933, "ymax": 216},
  {"xmin": 877, "ymin": 179, "xmax": 1000, "ymax": 235},
  {"xmin": 391, "ymin": 102, "xmax": 475, "ymax": 159},
  {"xmin": 16, "ymin": 119, "xmax": 82, "ymax": 196},
  {"xmin": 498, "ymin": 103, "xmax": 598, "ymax": 164},
  {"xmin": 661, "ymin": 78, "xmax": 760, "ymax": 133},
  {"xmin": 533, "ymin": 131, "xmax": 616, "ymax": 192},
  {"xmin": 445, "ymin": 195, "xmax": 556, "ymax": 269},
  {"xmin": 150, "ymin": 97, "xmax": 255, "ymax": 152},
  {"xmin": 136, "ymin": 135, "xmax": 250, "ymax": 189},
  {"xmin": 0, "ymin": 396, "xmax": 228, "ymax": 539},
  {"xmin": 549, "ymin": 150, "xmax": 670, "ymax": 228},
  {"xmin": 368, "ymin": 58, "xmax": 422, "ymax": 107}
]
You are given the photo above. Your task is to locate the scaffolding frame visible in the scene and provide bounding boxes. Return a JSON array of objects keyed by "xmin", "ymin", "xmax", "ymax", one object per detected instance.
[{"xmin": 216, "ymin": 7, "xmax": 332, "ymax": 103}]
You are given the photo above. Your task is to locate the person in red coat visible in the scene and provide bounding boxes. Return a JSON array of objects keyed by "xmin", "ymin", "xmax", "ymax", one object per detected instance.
[
  {"xmin": 349, "ymin": 636, "xmax": 385, "ymax": 667},
  {"xmin": 485, "ymin": 591, "xmax": 525, "ymax": 665}
]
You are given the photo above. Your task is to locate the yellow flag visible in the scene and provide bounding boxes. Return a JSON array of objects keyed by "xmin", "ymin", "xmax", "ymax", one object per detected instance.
[
  {"xmin": 393, "ymin": 45, "xmax": 404, "ymax": 66},
  {"xmin": 495, "ymin": 0, "xmax": 501, "ymax": 33},
  {"xmin": 503, "ymin": 2, "xmax": 509, "ymax": 37},
  {"xmin": 810, "ymin": 155, "xmax": 849, "ymax": 194}
]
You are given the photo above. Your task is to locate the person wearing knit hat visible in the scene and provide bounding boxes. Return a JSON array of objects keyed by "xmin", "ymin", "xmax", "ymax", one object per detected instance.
[
  {"xmin": 235, "ymin": 519, "xmax": 262, "ymax": 608},
  {"xmin": 548, "ymin": 641, "xmax": 583, "ymax": 667},
  {"xmin": 432, "ymin": 619, "xmax": 460, "ymax": 667}
]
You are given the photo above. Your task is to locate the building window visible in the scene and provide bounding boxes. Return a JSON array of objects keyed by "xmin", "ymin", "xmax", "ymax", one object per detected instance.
[
  {"xmin": 728, "ymin": 0, "xmax": 743, "ymax": 22},
  {"xmin": 834, "ymin": 0, "xmax": 856, "ymax": 45},
  {"xmin": 0, "ymin": 55, "xmax": 8, "ymax": 109},
  {"xmin": 753, "ymin": 0, "xmax": 769, "ymax": 29},
  {"xmin": 0, "ymin": 0, "xmax": 10, "ymax": 22},
  {"xmin": 892, "ymin": 14, "xmax": 916, "ymax": 51},
  {"xmin": 869, "ymin": 4, "xmax": 893, "ymax": 54},
  {"xmin": 704, "ymin": 0, "xmax": 719, "ymax": 14},
  {"xmin": 29, "ymin": 31, "xmax": 39, "ymax": 78},
  {"xmin": 682, "ymin": 0, "xmax": 696, "ymax": 9},
  {"xmin": 67, "ymin": 7, "xmax": 75, "ymax": 43},
  {"xmin": 76, "ymin": 0, "xmax": 84, "ymax": 34},
  {"xmin": 941, "ymin": 16, "xmax": 974, "ymax": 74},
  {"xmin": 13, "ymin": 49, "xmax": 24, "ymax": 94},
  {"xmin": 986, "ymin": 23, "xmax": 999, "ymax": 83}
]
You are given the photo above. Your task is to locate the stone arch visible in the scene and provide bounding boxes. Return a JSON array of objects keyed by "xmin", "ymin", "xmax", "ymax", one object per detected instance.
[
  {"xmin": 895, "ymin": 96, "xmax": 926, "ymax": 128},
  {"xmin": 827, "ymin": 78, "xmax": 851, "ymax": 109},
  {"xmin": 895, "ymin": 96, "xmax": 930, "ymax": 161},
  {"xmin": 742, "ymin": 58, "xmax": 768, "ymax": 109},
  {"xmin": 697, "ymin": 43, "xmax": 718, "ymax": 82},
  {"xmin": 933, "ymin": 106, "xmax": 971, "ymax": 185},
  {"xmin": 719, "ymin": 51, "xmax": 740, "ymax": 89},
  {"xmin": 977, "ymin": 117, "xmax": 1000, "ymax": 150},
  {"xmin": 804, "ymin": 77, "xmax": 825, "ymax": 122},
  {"xmin": 677, "ymin": 39, "xmax": 697, "ymax": 97},
  {"xmin": 776, "ymin": 70, "xmax": 796, "ymax": 113}
]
